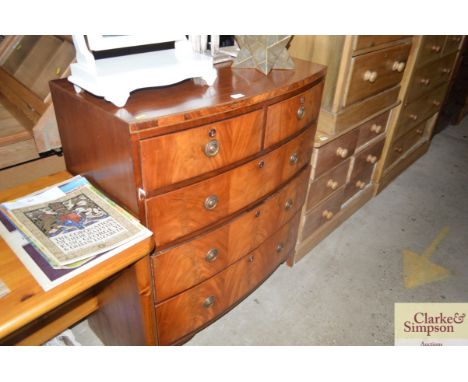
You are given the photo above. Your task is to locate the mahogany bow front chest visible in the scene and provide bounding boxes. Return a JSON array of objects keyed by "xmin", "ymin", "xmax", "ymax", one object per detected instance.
[{"xmin": 50, "ymin": 59, "xmax": 325, "ymax": 345}]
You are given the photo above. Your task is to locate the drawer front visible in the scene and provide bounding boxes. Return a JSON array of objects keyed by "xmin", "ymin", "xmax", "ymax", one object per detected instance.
[
  {"xmin": 306, "ymin": 158, "xmax": 350, "ymax": 210},
  {"xmin": 343, "ymin": 165, "xmax": 374, "ymax": 203},
  {"xmin": 300, "ymin": 187, "xmax": 344, "ymax": 240},
  {"xmin": 265, "ymin": 82, "xmax": 323, "ymax": 148},
  {"xmin": 354, "ymin": 36, "xmax": 407, "ymax": 52},
  {"xmin": 442, "ymin": 36, "xmax": 463, "ymax": 56},
  {"xmin": 386, "ymin": 137, "xmax": 405, "ymax": 169},
  {"xmin": 140, "ymin": 110, "xmax": 263, "ymax": 191},
  {"xmin": 152, "ymin": 168, "xmax": 308, "ymax": 302},
  {"xmin": 399, "ymin": 82, "xmax": 449, "ymax": 131},
  {"xmin": 312, "ymin": 128, "xmax": 358, "ymax": 179},
  {"xmin": 350, "ymin": 137, "xmax": 385, "ymax": 179},
  {"xmin": 355, "ymin": 110, "xmax": 390, "ymax": 149},
  {"xmin": 344, "ymin": 43, "xmax": 411, "ymax": 106},
  {"xmin": 417, "ymin": 36, "xmax": 446, "ymax": 67},
  {"xmin": 146, "ymin": 127, "xmax": 314, "ymax": 246},
  {"xmin": 155, "ymin": 214, "xmax": 299, "ymax": 345},
  {"xmin": 1, "ymin": 36, "xmax": 41, "ymax": 75},
  {"xmin": 406, "ymin": 52, "xmax": 457, "ymax": 103},
  {"xmin": 402, "ymin": 123, "xmax": 427, "ymax": 153}
]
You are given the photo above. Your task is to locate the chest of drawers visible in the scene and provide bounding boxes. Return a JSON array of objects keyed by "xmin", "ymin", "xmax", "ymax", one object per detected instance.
[
  {"xmin": 288, "ymin": 36, "xmax": 410, "ymax": 262},
  {"xmin": 374, "ymin": 35, "xmax": 465, "ymax": 193},
  {"xmin": 50, "ymin": 59, "xmax": 325, "ymax": 345}
]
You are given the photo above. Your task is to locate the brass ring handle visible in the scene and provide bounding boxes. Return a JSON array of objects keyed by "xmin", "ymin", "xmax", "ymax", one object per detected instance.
[
  {"xmin": 366, "ymin": 154, "xmax": 377, "ymax": 164},
  {"xmin": 408, "ymin": 114, "xmax": 418, "ymax": 121},
  {"xmin": 395, "ymin": 147, "xmax": 403, "ymax": 153},
  {"xmin": 203, "ymin": 296, "xmax": 216, "ymax": 308},
  {"xmin": 204, "ymin": 139, "xmax": 220, "ymax": 157},
  {"xmin": 55, "ymin": 66, "xmax": 62, "ymax": 76},
  {"xmin": 285, "ymin": 199, "xmax": 294, "ymax": 210},
  {"xmin": 420, "ymin": 78, "xmax": 431, "ymax": 86},
  {"xmin": 204, "ymin": 195, "xmax": 219, "ymax": 210},
  {"xmin": 322, "ymin": 210, "xmax": 334, "ymax": 220},
  {"xmin": 432, "ymin": 100, "xmax": 441, "ymax": 107},
  {"xmin": 289, "ymin": 152, "xmax": 299, "ymax": 165},
  {"xmin": 296, "ymin": 105, "xmax": 305, "ymax": 120},
  {"xmin": 431, "ymin": 45, "xmax": 442, "ymax": 53},
  {"xmin": 205, "ymin": 248, "xmax": 219, "ymax": 263},
  {"xmin": 370, "ymin": 124, "xmax": 383, "ymax": 134},
  {"xmin": 336, "ymin": 147, "xmax": 348, "ymax": 158},
  {"xmin": 258, "ymin": 160, "xmax": 265, "ymax": 168},
  {"xmin": 326, "ymin": 179, "xmax": 338, "ymax": 190},
  {"xmin": 392, "ymin": 61, "xmax": 406, "ymax": 72},
  {"xmin": 363, "ymin": 70, "xmax": 378, "ymax": 83},
  {"xmin": 356, "ymin": 180, "xmax": 366, "ymax": 189}
]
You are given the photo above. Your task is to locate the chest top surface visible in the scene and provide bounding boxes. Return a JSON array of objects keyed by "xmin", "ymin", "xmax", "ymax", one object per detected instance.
[{"xmin": 51, "ymin": 58, "xmax": 326, "ymax": 133}]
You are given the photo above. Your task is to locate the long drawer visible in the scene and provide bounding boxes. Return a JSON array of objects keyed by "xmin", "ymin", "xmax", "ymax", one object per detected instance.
[
  {"xmin": 406, "ymin": 52, "xmax": 457, "ymax": 103},
  {"xmin": 344, "ymin": 42, "xmax": 411, "ymax": 106},
  {"xmin": 146, "ymin": 126, "xmax": 314, "ymax": 246},
  {"xmin": 398, "ymin": 82, "xmax": 449, "ymax": 133},
  {"xmin": 155, "ymin": 213, "xmax": 300, "ymax": 345},
  {"xmin": 152, "ymin": 168, "xmax": 309, "ymax": 302},
  {"xmin": 264, "ymin": 82, "xmax": 322, "ymax": 148},
  {"xmin": 140, "ymin": 110, "xmax": 263, "ymax": 191}
]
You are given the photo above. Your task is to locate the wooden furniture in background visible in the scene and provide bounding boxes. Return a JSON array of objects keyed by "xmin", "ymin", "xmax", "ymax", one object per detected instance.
[
  {"xmin": 373, "ymin": 36, "xmax": 465, "ymax": 193},
  {"xmin": 440, "ymin": 38, "xmax": 468, "ymax": 125},
  {"xmin": 288, "ymin": 36, "xmax": 411, "ymax": 263},
  {"xmin": 0, "ymin": 171, "xmax": 154, "ymax": 345},
  {"xmin": 50, "ymin": 59, "xmax": 326, "ymax": 345},
  {"xmin": 0, "ymin": 36, "xmax": 75, "ymax": 169}
]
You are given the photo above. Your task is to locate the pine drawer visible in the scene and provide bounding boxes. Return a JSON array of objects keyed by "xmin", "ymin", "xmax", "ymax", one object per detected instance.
[
  {"xmin": 355, "ymin": 110, "xmax": 389, "ymax": 149},
  {"xmin": 343, "ymin": 165, "xmax": 374, "ymax": 203},
  {"xmin": 417, "ymin": 36, "xmax": 446, "ymax": 67},
  {"xmin": 349, "ymin": 137, "xmax": 385, "ymax": 179}
]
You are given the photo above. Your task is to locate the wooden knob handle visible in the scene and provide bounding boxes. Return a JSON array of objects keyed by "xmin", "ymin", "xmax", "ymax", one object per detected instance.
[
  {"xmin": 432, "ymin": 100, "xmax": 441, "ymax": 107},
  {"xmin": 322, "ymin": 210, "xmax": 334, "ymax": 220},
  {"xmin": 451, "ymin": 36, "xmax": 462, "ymax": 42},
  {"xmin": 366, "ymin": 154, "xmax": 377, "ymax": 164},
  {"xmin": 416, "ymin": 129, "xmax": 424, "ymax": 135},
  {"xmin": 336, "ymin": 147, "xmax": 348, "ymax": 158},
  {"xmin": 409, "ymin": 114, "xmax": 418, "ymax": 121},
  {"xmin": 441, "ymin": 67, "xmax": 451, "ymax": 75},
  {"xmin": 392, "ymin": 61, "xmax": 406, "ymax": 72},
  {"xmin": 395, "ymin": 147, "xmax": 403, "ymax": 153},
  {"xmin": 370, "ymin": 124, "xmax": 382, "ymax": 134},
  {"xmin": 363, "ymin": 70, "xmax": 378, "ymax": 83},
  {"xmin": 355, "ymin": 180, "xmax": 366, "ymax": 189},
  {"xmin": 420, "ymin": 77, "xmax": 431, "ymax": 86},
  {"xmin": 431, "ymin": 45, "xmax": 441, "ymax": 53},
  {"xmin": 326, "ymin": 179, "xmax": 339, "ymax": 190}
]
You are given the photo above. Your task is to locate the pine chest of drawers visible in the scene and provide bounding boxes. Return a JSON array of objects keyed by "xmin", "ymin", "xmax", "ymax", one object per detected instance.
[{"xmin": 50, "ymin": 59, "xmax": 325, "ymax": 345}]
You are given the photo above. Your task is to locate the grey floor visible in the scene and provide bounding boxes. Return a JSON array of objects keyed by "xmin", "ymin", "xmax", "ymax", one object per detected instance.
[{"xmin": 71, "ymin": 118, "xmax": 468, "ymax": 346}]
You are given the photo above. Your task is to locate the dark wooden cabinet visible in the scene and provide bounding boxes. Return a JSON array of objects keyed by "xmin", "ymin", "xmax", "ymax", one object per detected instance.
[{"xmin": 50, "ymin": 59, "xmax": 325, "ymax": 345}]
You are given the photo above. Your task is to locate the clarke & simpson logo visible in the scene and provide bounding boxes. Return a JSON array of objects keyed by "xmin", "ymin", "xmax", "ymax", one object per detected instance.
[{"xmin": 395, "ymin": 303, "xmax": 468, "ymax": 346}]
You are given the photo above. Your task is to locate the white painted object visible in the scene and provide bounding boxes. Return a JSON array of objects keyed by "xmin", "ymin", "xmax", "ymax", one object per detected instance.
[{"xmin": 68, "ymin": 35, "xmax": 217, "ymax": 107}]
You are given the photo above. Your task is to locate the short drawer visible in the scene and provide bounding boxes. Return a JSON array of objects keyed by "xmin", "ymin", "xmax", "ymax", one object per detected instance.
[
  {"xmin": 264, "ymin": 82, "xmax": 323, "ymax": 148},
  {"xmin": 306, "ymin": 158, "xmax": 350, "ymax": 210},
  {"xmin": 140, "ymin": 110, "xmax": 263, "ymax": 191},
  {"xmin": 155, "ymin": 214, "xmax": 299, "ymax": 345},
  {"xmin": 406, "ymin": 52, "xmax": 457, "ymax": 103},
  {"xmin": 343, "ymin": 165, "xmax": 374, "ymax": 203},
  {"xmin": 146, "ymin": 127, "xmax": 314, "ymax": 246},
  {"xmin": 417, "ymin": 36, "xmax": 446, "ymax": 67},
  {"xmin": 442, "ymin": 35, "xmax": 463, "ymax": 56},
  {"xmin": 152, "ymin": 168, "xmax": 309, "ymax": 302},
  {"xmin": 402, "ymin": 122, "xmax": 428, "ymax": 153},
  {"xmin": 355, "ymin": 110, "xmax": 390, "ymax": 149},
  {"xmin": 300, "ymin": 187, "xmax": 344, "ymax": 240},
  {"xmin": 344, "ymin": 42, "xmax": 411, "ymax": 106},
  {"xmin": 353, "ymin": 36, "xmax": 407, "ymax": 52},
  {"xmin": 349, "ymin": 137, "xmax": 385, "ymax": 179},
  {"xmin": 400, "ymin": 82, "xmax": 449, "ymax": 132},
  {"xmin": 311, "ymin": 128, "xmax": 358, "ymax": 180}
]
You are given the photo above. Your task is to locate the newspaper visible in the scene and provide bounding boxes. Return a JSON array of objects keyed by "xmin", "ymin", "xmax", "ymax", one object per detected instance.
[{"xmin": 0, "ymin": 176, "xmax": 152, "ymax": 290}]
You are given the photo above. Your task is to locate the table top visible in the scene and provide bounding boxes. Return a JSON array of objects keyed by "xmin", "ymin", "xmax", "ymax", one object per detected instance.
[{"xmin": 0, "ymin": 171, "xmax": 154, "ymax": 340}]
